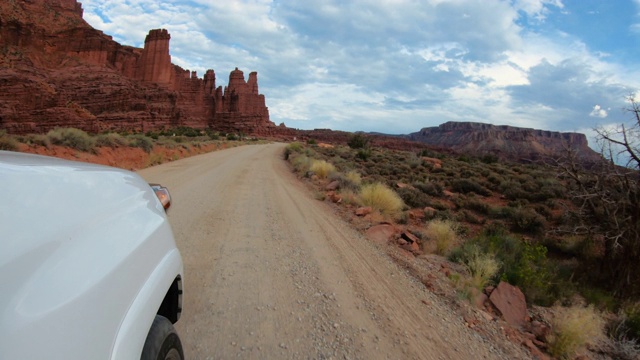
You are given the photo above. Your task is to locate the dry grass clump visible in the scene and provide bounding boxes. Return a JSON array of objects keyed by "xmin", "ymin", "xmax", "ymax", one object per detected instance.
[
  {"xmin": 548, "ymin": 305, "xmax": 605, "ymax": 358},
  {"xmin": 465, "ymin": 246, "xmax": 500, "ymax": 289},
  {"xmin": 425, "ymin": 219, "xmax": 458, "ymax": 255},
  {"xmin": 345, "ymin": 170, "xmax": 362, "ymax": 186},
  {"xmin": 359, "ymin": 182, "xmax": 404, "ymax": 217},
  {"xmin": 291, "ymin": 155, "xmax": 312, "ymax": 175},
  {"xmin": 310, "ymin": 159, "xmax": 336, "ymax": 179}
]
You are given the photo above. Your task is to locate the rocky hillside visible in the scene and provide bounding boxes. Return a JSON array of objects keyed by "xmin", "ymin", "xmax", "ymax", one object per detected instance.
[
  {"xmin": 0, "ymin": 0, "xmax": 286, "ymax": 136},
  {"xmin": 406, "ymin": 121, "xmax": 602, "ymax": 163}
]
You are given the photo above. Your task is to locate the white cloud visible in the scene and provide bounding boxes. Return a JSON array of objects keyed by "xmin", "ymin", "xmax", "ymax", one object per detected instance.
[
  {"xmin": 589, "ymin": 105, "xmax": 609, "ymax": 118},
  {"xmin": 78, "ymin": 0, "xmax": 640, "ymax": 143}
]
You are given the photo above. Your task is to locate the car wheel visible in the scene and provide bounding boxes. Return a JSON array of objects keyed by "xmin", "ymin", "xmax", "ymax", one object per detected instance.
[{"xmin": 141, "ymin": 315, "xmax": 184, "ymax": 360}]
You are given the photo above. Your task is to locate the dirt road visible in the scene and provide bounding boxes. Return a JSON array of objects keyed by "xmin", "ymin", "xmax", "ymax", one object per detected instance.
[{"xmin": 138, "ymin": 143, "xmax": 520, "ymax": 359}]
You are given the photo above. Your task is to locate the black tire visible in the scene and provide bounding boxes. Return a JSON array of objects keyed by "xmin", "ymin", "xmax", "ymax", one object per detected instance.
[{"xmin": 141, "ymin": 315, "xmax": 184, "ymax": 360}]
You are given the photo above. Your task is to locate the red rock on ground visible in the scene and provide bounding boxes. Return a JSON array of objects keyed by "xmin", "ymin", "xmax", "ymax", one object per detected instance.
[
  {"xmin": 489, "ymin": 282, "xmax": 528, "ymax": 328},
  {"xmin": 407, "ymin": 209, "xmax": 426, "ymax": 220},
  {"xmin": 355, "ymin": 207, "xmax": 372, "ymax": 216},
  {"xmin": 365, "ymin": 224, "xmax": 396, "ymax": 245},
  {"xmin": 325, "ymin": 180, "xmax": 340, "ymax": 191}
]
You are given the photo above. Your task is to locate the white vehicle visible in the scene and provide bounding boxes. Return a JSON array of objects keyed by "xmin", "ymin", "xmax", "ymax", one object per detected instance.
[{"xmin": 0, "ymin": 151, "xmax": 184, "ymax": 360}]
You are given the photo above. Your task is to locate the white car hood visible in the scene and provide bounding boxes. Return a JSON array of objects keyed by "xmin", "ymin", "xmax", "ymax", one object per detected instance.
[{"xmin": 0, "ymin": 151, "xmax": 172, "ymax": 359}]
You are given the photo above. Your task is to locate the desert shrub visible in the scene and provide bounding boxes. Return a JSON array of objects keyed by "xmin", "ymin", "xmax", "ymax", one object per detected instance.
[
  {"xmin": 466, "ymin": 230, "xmax": 553, "ymax": 304},
  {"xmin": 328, "ymin": 171, "xmax": 361, "ymax": 192},
  {"xmin": 284, "ymin": 142, "xmax": 303, "ymax": 160},
  {"xmin": 397, "ymin": 187, "xmax": 431, "ymax": 208},
  {"xmin": 356, "ymin": 148, "xmax": 372, "ymax": 160},
  {"xmin": 481, "ymin": 154, "xmax": 499, "ymax": 164},
  {"xmin": 451, "ymin": 179, "xmax": 491, "ymax": 196},
  {"xmin": 226, "ymin": 133, "xmax": 238, "ymax": 141},
  {"xmin": 21, "ymin": 133, "xmax": 50, "ymax": 148},
  {"xmin": 548, "ymin": 305, "xmax": 605, "ymax": 359},
  {"xmin": 47, "ymin": 127, "xmax": 96, "ymax": 153},
  {"xmin": 291, "ymin": 155, "xmax": 312, "ymax": 175},
  {"xmin": 0, "ymin": 130, "xmax": 18, "ymax": 151},
  {"xmin": 96, "ymin": 133, "xmax": 128, "ymax": 148},
  {"xmin": 458, "ymin": 210, "xmax": 485, "ymax": 225},
  {"xmin": 462, "ymin": 197, "xmax": 491, "ymax": 214},
  {"xmin": 345, "ymin": 170, "xmax": 362, "ymax": 187},
  {"xmin": 347, "ymin": 133, "xmax": 370, "ymax": 149},
  {"xmin": 359, "ymin": 182, "xmax": 404, "ymax": 216},
  {"xmin": 147, "ymin": 152, "xmax": 164, "ymax": 166},
  {"xmin": 174, "ymin": 126, "xmax": 200, "ymax": 137},
  {"xmin": 463, "ymin": 245, "xmax": 500, "ymax": 289},
  {"xmin": 414, "ymin": 181, "xmax": 443, "ymax": 197},
  {"xmin": 425, "ymin": 219, "xmax": 458, "ymax": 255},
  {"xmin": 510, "ymin": 207, "xmax": 545, "ymax": 234},
  {"xmin": 127, "ymin": 134, "xmax": 154, "ymax": 153},
  {"xmin": 610, "ymin": 303, "xmax": 640, "ymax": 344},
  {"xmin": 310, "ymin": 160, "xmax": 336, "ymax": 179}
]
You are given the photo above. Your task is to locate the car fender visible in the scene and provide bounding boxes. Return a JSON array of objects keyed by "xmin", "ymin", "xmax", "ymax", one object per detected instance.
[{"xmin": 110, "ymin": 247, "xmax": 183, "ymax": 360}]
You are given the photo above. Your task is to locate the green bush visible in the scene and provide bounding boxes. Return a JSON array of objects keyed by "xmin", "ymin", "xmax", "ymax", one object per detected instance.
[
  {"xmin": 397, "ymin": 187, "xmax": 431, "ymax": 208},
  {"xmin": 284, "ymin": 142, "xmax": 303, "ymax": 160},
  {"xmin": 47, "ymin": 128, "xmax": 96, "ymax": 153},
  {"xmin": 96, "ymin": 133, "xmax": 128, "ymax": 148},
  {"xmin": 0, "ymin": 130, "xmax": 18, "ymax": 151},
  {"xmin": 510, "ymin": 207, "xmax": 545, "ymax": 234},
  {"xmin": 414, "ymin": 181, "xmax": 443, "ymax": 197},
  {"xmin": 451, "ymin": 179, "xmax": 491, "ymax": 196},
  {"xmin": 127, "ymin": 134, "xmax": 154, "ymax": 153},
  {"xmin": 356, "ymin": 148, "xmax": 372, "ymax": 160},
  {"xmin": 347, "ymin": 133, "xmax": 370, "ymax": 149},
  {"xmin": 291, "ymin": 155, "xmax": 312, "ymax": 175}
]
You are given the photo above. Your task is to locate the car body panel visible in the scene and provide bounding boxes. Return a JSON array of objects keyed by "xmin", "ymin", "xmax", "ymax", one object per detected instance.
[{"xmin": 0, "ymin": 151, "xmax": 183, "ymax": 359}]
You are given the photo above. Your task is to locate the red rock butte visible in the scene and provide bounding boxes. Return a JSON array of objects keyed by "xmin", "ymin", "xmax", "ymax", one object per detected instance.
[{"xmin": 0, "ymin": 0, "xmax": 291, "ymax": 136}]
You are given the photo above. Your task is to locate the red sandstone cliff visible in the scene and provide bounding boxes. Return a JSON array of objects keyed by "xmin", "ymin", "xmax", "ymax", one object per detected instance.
[
  {"xmin": 0, "ymin": 0, "xmax": 279, "ymax": 135},
  {"xmin": 407, "ymin": 121, "xmax": 602, "ymax": 163}
]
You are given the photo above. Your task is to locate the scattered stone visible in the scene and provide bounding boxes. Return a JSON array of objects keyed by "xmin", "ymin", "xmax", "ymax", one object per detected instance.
[
  {"xmin": 365, "ymin": 224, "xmax": 396, "ymax": 245},
  {"xmin": 407, "ymin": 208, "xmax": 426, "ymax": 220},
  {"xmin": 325, "ymin": 180, "xmax": 340, "ymax": 191},
  {"xmin": 522, "ymin": 339, "xmax": 550, "ymax": 360},
  {"xmin": 396, "ymin": 182, "xmax": 416, "ymax": 190},
  {"xmin": 528, "ymin": 320, "xmax": 550, "ymax": 341},
  {"xmin": 326, "ymin": 191, "xmax": 342, "ymax": 203},
  {"xmin": 421, "ymin": 157, "xmax": 443, "ymax": 169},
  {"xmin": 423, "ymin": 207, "xmax": 437, "ymax": 218},
  {"xmin": 355, "ymin": 207, "xmax": 372, "ymax": 216}
]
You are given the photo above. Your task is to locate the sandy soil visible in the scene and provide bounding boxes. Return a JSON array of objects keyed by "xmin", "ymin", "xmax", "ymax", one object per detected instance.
[{"xmin": 138, "ymin": 143, "xmax": 531, "ymax": 360}]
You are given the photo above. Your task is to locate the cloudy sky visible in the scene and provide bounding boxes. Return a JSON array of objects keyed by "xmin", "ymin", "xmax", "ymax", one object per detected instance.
[{"xmin": 81, "ymin": 0, "xmax": 640, "ymax": 139}]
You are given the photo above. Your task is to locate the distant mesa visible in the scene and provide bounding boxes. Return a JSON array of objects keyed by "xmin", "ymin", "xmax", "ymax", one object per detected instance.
[
  {"xmin": 405, "ymin": 121, "xmax": 602, "ymax": 163},
  {"xmin": 0, "ymin": 0, "xmax": 290, "ymax": 136}
]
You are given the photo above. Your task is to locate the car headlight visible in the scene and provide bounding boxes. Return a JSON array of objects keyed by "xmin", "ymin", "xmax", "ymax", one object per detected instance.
[{"xmin": 150, "ymin": 184, "xmax": 171, "ymax": 211}]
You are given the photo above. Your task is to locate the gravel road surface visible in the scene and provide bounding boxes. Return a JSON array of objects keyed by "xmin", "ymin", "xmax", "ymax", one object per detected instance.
[{"xmin": 138, "ymin": 143, "xmax": 518, "ymax": 359}]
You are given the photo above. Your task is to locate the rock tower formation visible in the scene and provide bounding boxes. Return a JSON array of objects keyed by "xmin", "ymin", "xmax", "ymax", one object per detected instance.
[{"xmin": 0, "ymin": 0, "xmax": 278, "ymax": 135}]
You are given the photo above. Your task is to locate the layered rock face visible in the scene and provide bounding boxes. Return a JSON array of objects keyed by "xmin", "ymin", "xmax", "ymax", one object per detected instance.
[
  {"xmin": 0, "ymin": 0, "xmax": 277, "ymax": 135},
  {"xmin": 407, "ymin": 121, "xmax": 601, "ymax": 162}
]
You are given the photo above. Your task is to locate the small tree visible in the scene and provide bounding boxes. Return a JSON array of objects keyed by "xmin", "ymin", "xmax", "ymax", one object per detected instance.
[
  {"xmin": 347, "ymin": 133, "xmax": 370, "ymax": 149},
  {"xmin": 556, "ymin": 96, "xmax": 640, "ymax": 299}
]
